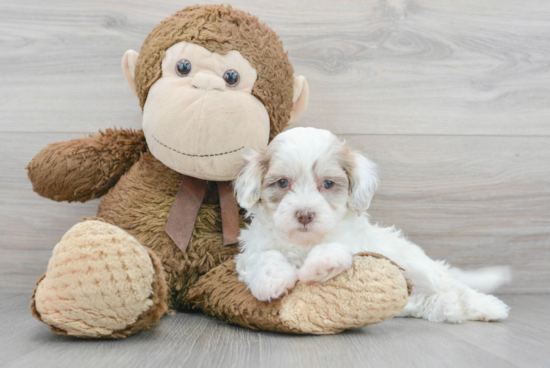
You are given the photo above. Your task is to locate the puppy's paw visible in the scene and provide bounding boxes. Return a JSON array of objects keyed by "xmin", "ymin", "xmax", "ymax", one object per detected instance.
[
  {"xmin": 249, "ymin": 262, "xmax": 298, "ymax": 302},
  {"xmin": 463, "ymin": 293, "xmax": 510, "ymax": 321},
  {"xmin": 297, "ymin": 243, "xmax": 354, "ymax": 283}
]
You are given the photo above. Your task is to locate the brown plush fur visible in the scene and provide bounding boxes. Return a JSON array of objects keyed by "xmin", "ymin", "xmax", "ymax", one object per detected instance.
[
  {"xmin": 27, "ymin": 129, "xmax": 146, "ymax": 202},
  {"xmin": 97, "ymin": 151, "xmax": 245, "ymax": 311},
  {"xmin": 27, "ymin": 5, "xmax": 408, "ymax": 337},
  {"xmin": 187, "ymin": 259, "xmax": 293, "ymax": 333},
  {"xmin": 27, "ymin": 5, "xmax": 296, "ymax": 334},
  {"xmin": 135, "ymin": 4, "xmax": 294, "ymax": 140}
]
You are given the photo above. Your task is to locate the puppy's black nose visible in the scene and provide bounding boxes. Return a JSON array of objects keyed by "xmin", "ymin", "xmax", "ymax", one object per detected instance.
[{"xmin": 296, "ymin": 211, "xmax": 315, "ymax": 225}]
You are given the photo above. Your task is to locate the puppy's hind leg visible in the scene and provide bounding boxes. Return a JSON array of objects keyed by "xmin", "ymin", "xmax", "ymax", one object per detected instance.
[
  {"xmin": 397, "ymin": 260, "xmax": 467, "ymax": 323},
  {"xmin": 399, "ymin": 260, "xmax": 509, "ymax": 322},
  {"xmin": 412, "ymin": 259, "xmax": 510, "ymax": 322},
  {"xmin": 455, "ymin": 281, "xmax": 509, "ymax": 321},
  {"xmin": 398, "ymin": 290, "xmax": 467, "ymax": 323}
]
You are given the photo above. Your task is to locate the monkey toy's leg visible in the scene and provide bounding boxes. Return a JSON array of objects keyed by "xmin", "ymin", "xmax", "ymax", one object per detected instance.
[
  {"xmin": 188, "ymin": 253, "xmax": 410, "ymax": 334},
  {"xmin": 31, "ymin": 219, "xmax": 168, "ymax": 338}
]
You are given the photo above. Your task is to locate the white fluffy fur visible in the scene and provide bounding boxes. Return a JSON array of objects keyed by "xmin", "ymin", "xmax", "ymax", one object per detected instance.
[{"xmin": 234, "ymin": 127, "xmax": 510, "ymax": 323}]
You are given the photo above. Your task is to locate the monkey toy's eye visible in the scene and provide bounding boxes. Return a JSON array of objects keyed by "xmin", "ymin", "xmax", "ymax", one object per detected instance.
[
  {"xmin": 277, "ymin": 179, "xmax": 289, "ymax": 189},
  {"xmin": 322, "ymin": 180, "xmax": 334, "ymax": 189},
  {"xmin": 223, "ymin": 69, "xmax": 239, "ymax": 86},
  {"xmin": 176, "ymin": 59, "xmax": 192, "ymax": 77}
]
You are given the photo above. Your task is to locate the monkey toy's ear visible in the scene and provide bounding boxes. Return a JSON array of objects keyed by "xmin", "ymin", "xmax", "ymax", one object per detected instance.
[
  {"xmin": 122, "ymin": 50, "xmax": 140, "ymax": 96},
  {"xmin": 290, "ymin": 76, "xmax": 309, "ymax": 123}
]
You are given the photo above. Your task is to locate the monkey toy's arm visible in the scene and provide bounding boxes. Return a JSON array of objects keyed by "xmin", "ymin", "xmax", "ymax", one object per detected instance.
[{"xmin": 27, "ymin": 128, "xmax": 146, "ymax": 202}]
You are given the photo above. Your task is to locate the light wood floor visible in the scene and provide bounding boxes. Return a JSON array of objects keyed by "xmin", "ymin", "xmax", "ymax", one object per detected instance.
[{"xmin": 1, "ymin": 292, "xmax": 548, "ymax": 368}]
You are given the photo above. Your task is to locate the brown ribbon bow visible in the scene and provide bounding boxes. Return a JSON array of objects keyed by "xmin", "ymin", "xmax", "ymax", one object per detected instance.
[{"xmin": 165, "ymin": 175, "xmax": 240, "ymax": 253}]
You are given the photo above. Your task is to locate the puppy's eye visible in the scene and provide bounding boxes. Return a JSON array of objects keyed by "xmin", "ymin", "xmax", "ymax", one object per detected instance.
[
  {"xmin": 277, "ymin": 179, "xmax": 289, "ymax": 189},
  {"xmin": 322, "ymin": 180, "xmax": 334, "ymax": 189},
  {"xmin": 176, "ymin": 59, "xmax": 192, "ymax": 76},
  {"xmin": 223, "ymin": 69, "xmax": 239, "ymax": 86}
]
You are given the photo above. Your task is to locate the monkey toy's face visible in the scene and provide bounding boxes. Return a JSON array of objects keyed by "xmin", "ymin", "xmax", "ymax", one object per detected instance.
[
  {"xmin": 122, "ymin": 40, "xmax": 308, "ymax": 181},
  {"xmin": 143, "ymin": 42, "xmax": 267, "ymax": 181}
]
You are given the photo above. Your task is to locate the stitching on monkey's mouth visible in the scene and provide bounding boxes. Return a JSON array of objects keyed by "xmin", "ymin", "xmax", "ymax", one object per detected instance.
[{"xmin": 152, "ymin": 135, "xmax": 244, "ymax": 157}]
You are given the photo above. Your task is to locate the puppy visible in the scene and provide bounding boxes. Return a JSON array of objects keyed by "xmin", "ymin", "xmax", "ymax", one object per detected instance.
[{"xmin": 234, "ymin": 127, "xmax": 510, "ymax": 323}]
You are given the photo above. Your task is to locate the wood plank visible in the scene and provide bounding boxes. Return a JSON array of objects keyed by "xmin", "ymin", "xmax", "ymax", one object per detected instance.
[
  {"xmin": 348, "ymin": 134, "xmax": 550, "ymax": 294},
  {"xmin": 257, "ymin": 294, "xmax": 550, "ymax": 368},
  {"xmin": 1, "ymin": 293, "xmax": 549, "ymax": 368},
  {"xmin": 0, "ymin": 292, "xmax": 261, "ymax": 368},
  {"xmin": 442, "ymin": 295, "xmax": 550, "ymax": 368},
  {"xmin": 1, "ymin": 132, "xmax": 548, "ymax": 293},
  {"xmin": 0, "ymin": 0, "xmax": 549, "ymax": 135}
]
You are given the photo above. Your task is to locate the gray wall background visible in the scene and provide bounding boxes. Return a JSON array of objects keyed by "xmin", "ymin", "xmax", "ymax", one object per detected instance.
[{"xmin": 1, "ymin": 0, "xmax": 549, "ymax": 293}]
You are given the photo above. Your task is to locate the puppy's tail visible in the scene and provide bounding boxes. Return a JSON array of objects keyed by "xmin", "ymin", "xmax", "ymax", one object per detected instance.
[{"xmin": 449, "ymin": 266, "xmax": 512, "ymax": 294}]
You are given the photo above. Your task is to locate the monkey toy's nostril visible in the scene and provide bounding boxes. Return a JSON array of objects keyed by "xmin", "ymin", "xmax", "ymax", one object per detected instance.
[{"xmin": 296, "ymin": 211, "xmax": 315, "ymax": 225}]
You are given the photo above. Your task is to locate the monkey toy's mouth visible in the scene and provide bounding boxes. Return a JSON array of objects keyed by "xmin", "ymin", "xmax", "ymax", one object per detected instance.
[
  {"xmin": 145, "ymin": 127, "xmax": 258, "ymax": 181},
  {"xmin": 152, "ymin": 135, "xmax": 244, "ymax": 158}
]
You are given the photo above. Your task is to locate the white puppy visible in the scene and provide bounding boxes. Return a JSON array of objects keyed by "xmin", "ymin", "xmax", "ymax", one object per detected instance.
[{"xmin": 234, "ymin": 127, "xmax": 510, "ymax": 323}]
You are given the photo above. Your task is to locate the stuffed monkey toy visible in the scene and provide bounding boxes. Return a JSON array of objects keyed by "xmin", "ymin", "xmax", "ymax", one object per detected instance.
[{"xmin": 27, "ymin": 5, "xmax": 409, "ymax": 338}]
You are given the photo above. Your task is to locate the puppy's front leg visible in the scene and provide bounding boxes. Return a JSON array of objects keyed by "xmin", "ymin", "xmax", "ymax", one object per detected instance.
[
  {"xmin": 240, "ymin": 250, "xmax": 298, "ymax": 302},
  {"xmin": 297, "ymin": 243, "xmax": 354, "ymax": 283}
]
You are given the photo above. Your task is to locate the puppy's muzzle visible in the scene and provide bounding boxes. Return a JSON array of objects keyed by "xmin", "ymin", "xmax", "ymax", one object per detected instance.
[{"xmin": 296, "ymin": 210, "xmax": 315, "ymax": 226}]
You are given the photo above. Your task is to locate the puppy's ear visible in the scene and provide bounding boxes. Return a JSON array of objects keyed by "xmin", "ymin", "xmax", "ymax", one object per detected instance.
[
  {"xmin": 234, "ymin": 149, "xmax": 266, "ymax": 210},
  {"xmin": 345, "ymin": 151, "xmax": 379, "ymax": 215}
]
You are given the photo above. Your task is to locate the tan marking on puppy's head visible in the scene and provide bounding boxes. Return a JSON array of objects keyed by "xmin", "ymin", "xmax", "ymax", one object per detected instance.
[
  {"xmin": 234, "ymin": 127, "xmax": 379, "ymax": 245},
  {"xmin": 234, "ymin": 142, "xmax": 277, "ymax": 210},
  {"xmin": 339, "ymin": 146, "xmax": 379, "ymax": 215}
]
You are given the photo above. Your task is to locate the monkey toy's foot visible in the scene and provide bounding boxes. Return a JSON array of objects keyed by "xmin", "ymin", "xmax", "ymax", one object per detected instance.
[{"xmin": 31, "ymin": 220, "xmax": 168, "ymax": 338}]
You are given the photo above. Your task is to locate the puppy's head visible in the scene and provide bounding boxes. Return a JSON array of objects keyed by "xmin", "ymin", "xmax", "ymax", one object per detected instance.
[{"xmin": 234, "ymin": 127, "xmax": 378, "ymax": 245}]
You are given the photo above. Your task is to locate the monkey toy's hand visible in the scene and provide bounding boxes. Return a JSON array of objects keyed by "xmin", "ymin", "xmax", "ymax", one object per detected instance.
[{"xmin": 27, "ymin": 128, "xmax": 146, "ymax": 202}]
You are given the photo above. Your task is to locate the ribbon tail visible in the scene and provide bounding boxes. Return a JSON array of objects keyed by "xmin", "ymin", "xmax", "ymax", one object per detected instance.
[
  {"xmin": 218, "ymin": 181, "xmax": 240, "ymax": 246},
  {"xmin": 165, "ymin": 175, "xmax": 207, "ymax": 253}
]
